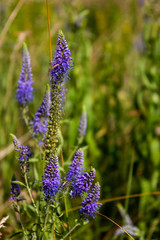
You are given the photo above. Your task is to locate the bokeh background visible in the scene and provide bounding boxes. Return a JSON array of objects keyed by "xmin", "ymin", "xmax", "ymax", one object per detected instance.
[{"xmin": 1, "ymin": 0, "xmax": 160, "ymax": 239}]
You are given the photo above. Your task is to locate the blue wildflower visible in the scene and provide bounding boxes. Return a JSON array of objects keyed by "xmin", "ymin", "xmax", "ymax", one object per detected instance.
[
  {"xmin": 11, "ymin": 134, "xmax": 31, "ymax": 173},
  {"xmin": 33, "ymin": 86, "xmax": 51, "ymax": 138},
  {"xmin": 67, "ymin": 149, "xmax": 84, "ymax": 183},
  {"xmin": 78, "ymin": 107, "xmax": 87, "ymax": 139},
  {"xmin": 16, "ymin": 43, "xmax": 34, "ymax": 105},
  {"xmin": 50, "ymin": 30, "xmax": 72, "ymax": 85},
  {"xmin": 71, "ymin": 167, "xmax": 95, "ymax": 197},
  {"xmin": 45, "ymin": 32, "xmax": 72, "ymax": 159},
  {"xmin": 42, "ymin": 155, "xmax": 60, "ymax": 201},
  {"xmin": 10, "ymin": 176, "xmax": 23, "ymax": 201},
  {"xmin": 79, "ymin": 182, "xmax": 101, "ymax": 220}
]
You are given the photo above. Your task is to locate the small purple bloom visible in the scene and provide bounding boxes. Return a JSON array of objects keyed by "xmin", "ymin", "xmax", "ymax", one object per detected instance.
[
  {"xmin": 78, "ymin": 108, "xmax": 87, "ymax": 138},
  {"xmin": 67, "ymin": 149, "xmax": 84, "ymax": 183},
  {"xmin": 33, "ymin": 87, "xmax": 51, "ymax": 138},
  {"xmin": 50, "ymin": 31, "xmax": 72, "ymax": 86},
  {"xmin": 79, "ymin": 182, "xmax": 101, "ymax": 220},
  {"xmin": 16, "ymin": 43, "xmax": 34, "ymax": 105},
  {"xmin": 42, "ymin": 156, "xmax": 60, "ymax": 201},
  {"xmin": 11, "ymin": 134, "xmax": 31, "ymax": 173},
  {"xmin": 71, "ymin": 168, "xmax": 95, "ymax": 197},
  {"xmin": 10, "ymin": 176, "xmax": 22, "ymax": 201}
]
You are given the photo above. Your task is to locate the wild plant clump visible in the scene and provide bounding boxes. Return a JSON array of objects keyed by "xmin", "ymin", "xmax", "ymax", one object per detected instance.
[{"xmin": 10, "ymin": 31, "xmax": 101, "ymax": 239}]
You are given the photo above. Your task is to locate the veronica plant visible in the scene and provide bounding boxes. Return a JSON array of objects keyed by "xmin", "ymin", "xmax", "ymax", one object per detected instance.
[{"xmin": 10, "ymin": 30, "xmax": 101, "ymax": 240}]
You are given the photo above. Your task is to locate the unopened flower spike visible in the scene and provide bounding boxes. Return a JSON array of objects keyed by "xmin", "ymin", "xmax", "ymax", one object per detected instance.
[
  {"xmin": 42, "ymin": 155, "xmax": 60, "ymax": 201},
  {"xmin": 79, "ymin": 182, "xmax": 101, "ymax": 220},
  {"xmin": 10, "ymin": 176, "xmax": 24, "ymax": 201},
  {"xmin": 78, "ymin": 106, "xmax": 87, "ymax": 141},
  {"xmin": 16, "ymin": 43, "xmax": 34, "ymax": 106},
  {"xmin": 33, "ymin": 84, "xmax": 51, "ymax": 141},
  {"xmin": 10, "ymin": 134, "xmax": 32, "ymax": 173},
  {"xmin": 45, "ymin": 32, "xmax": 72, "ymax": 160}
]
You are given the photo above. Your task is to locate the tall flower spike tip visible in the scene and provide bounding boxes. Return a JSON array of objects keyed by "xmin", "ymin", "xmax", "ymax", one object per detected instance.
[
  {"xmin": 79, "ymin": 182, "xmax": 101, "ymax": 220},
  {"xmin": 67, "ymin": 149, "xmax": 84, "ymax": 183},
  {"xmin": 10, "ymin": 176, "xmax": 23, "ymax": 201},
  {"xmin": 78, "ymin": 106, "xmax": 87, "ymax": 139},
  {"xmin": 42, "ymin": 155, "xmax": 60, "ymax": 201},
  {"xmin": 33, "ymin": 84, "xmax": 51, "ymax": 140},
  {"xmin": 16, "ymin": 43, "xmax": 34, "ymax": 105},
  {"xmin": 45, "ymin": 32, "xmax": 72, "ymax": 160},
  {"xmin": 71, "ymin": 167, "xmax": 95, "ymax": 198},
  {"xmin": 10, "ymin": 134, "xmax": 31, "ymax": 173},
  {"xmin": 50, "ymin": 30, "xmax": 72, "ymax": 87}
]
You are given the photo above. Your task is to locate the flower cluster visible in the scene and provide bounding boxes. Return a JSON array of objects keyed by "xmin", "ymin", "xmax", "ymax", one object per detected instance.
[
  {"xmin": 33, "ymin": 86, "xmax": 50, "ymax": 140},
  {"xmin": 67, "ymin": 149, "xmax": 84, "ymax": 182},
  {"xmin": 50, "ymin": 30, "xmax": 72, "ymax": 86},
  {"xmin": 11, "ymin": 134, "xmax": 32, "ymax": 173},
  {"xmin": 66, "ymin": 150, "xmax": 100, "ymax": 219},
  {"xmin": 16, "ymin": 43, "xmax": 34, "ymax": 106},
  {"xmin": 71, "ymin": 168, "xmax": 95, "ymax": 197},
  {"xmin": 42, "ymin": 156, "xmax": 60, "ymax": 201},
  {"xmin": 11, "ymin": 32, "xmax": 101, "ymax": 232},
  {"xmin": 10, "ymin": 176, "xmax": 23, "ymax": 201},
  {"xmin": 79, "ymin": 182, "xmax": 101, "ymax": 220}
]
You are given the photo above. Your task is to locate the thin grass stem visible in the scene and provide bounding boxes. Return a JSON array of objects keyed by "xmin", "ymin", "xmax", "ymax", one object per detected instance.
[
  {"xmin": 46, "ymin": 0, "xmax": 52, "ymax": 64},
  {"xmin": 97, "ymin": 212, "xmax": 135, "ymax": 240}
]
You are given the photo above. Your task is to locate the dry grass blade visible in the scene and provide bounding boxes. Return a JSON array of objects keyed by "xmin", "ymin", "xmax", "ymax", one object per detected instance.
[
  {"xmin": 0, "ymin": 0, "xmax": 25, "ymax": 48},
  {"xmin": 97, "ymin": 212, "xmax": 135, "ymax": 240}
]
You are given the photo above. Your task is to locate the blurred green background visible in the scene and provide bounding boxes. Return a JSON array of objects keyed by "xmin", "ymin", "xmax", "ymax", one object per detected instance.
[{"xmin": 1, "ymin": 0, "xmax": 160, "ymax": 239}]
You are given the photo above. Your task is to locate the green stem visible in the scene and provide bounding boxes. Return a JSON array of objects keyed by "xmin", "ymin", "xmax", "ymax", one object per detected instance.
[
  {"xmin": 64, "ymin": 195, "xmax": 72, "ymax": 240},
  {"xmin": 40, "ymin": 203, "xmax": 50, "ymax": 240},
  {"xmin": 24, "ymin": 173, "xmax": 39, "ymax": 216},
  {"xmin": 17, "ymin": 204, "xmax": 28, "ymax": 240},
  {"xmin": 64, "ymin": 195, "xmax": 68, "ymax": 219},
  {"xmin": 125, "ymin": 151, "xmax": 134, "ymax": 215},
  {"xmin": 63, "ymin": 223, "xmax": 80, "ymax": 240}
]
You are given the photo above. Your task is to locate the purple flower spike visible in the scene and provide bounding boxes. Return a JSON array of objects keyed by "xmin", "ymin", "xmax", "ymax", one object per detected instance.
[
  {"xmin": 45, "ymin": 32, "xmax": 72, "ymax": 159},
  {"xmin": 11, "ymin": 134, "xmax": 31, "ymax": 173},
  {"xmin": 79, "ymin": 182, "xmax": 101, "ymax": 220},
  {"xmin": 78, "ymin": 107, "xmax": 87, "ymax": 138},
  {"xmin": 71, "ymin": 167, "xmax": 95, "ymax": 197},
  {"xmin": 67, "ymin": 149, "xmax": 84, "ymax": 183},
  {"xmin": 50, "ymin": 30, "xmax": 72, "ymax": 85},
  {"xmin": 10, "ymin": 176, "xmax": 23, "ymax": 201},
  {"xmin": 33, "ymin": 86, "xmax": 51, "ymax": 138},
  {"xmin": 16, "ymin": 43, "xmax": 34, "ymax": 105},
  {"xmin": 42, "ymin": 156, "xmax": 60, "ymax": 201}
]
